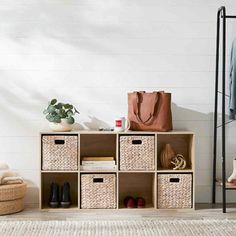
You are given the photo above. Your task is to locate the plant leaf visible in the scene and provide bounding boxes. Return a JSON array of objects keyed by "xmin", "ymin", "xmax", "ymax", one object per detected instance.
[
  {"xmin": 53, "ymin": 115, "xmax": 61, "ymax": 123},
  {"xmin": 55, "ymin": 103, "xmax": 63, "ymax": 109},
  {"xmin": 63, "ymin": 104, "xmax": 71, "ymax": 109},
  {"xmin": 67, "ymin": 110, "xmax": 73, "ymax": 117},
  {"xmin": 67, "ymin": 116, "xmax": 75, "ymax": 124},
  {"xmin": 48, "ymin": 105, "xmax": 56, "ymax": 113},
  {"xmin": 74, "ymin": 107, "xmax": 80, "ymax": 114},
  {"xmin": 59, "ymin": 109, "xmax": 67, "ymax": 118},
  {"xmin": 50, "ymin": 98, "xmax": 57, "ymax": 105},
  {"xmin": 46, "ymin": 114, "xmax": 54, "ymax": 122}
]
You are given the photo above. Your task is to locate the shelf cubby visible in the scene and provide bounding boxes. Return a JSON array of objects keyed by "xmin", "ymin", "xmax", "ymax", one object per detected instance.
[
  {"xmin": 80, "ymin": 134, "xmax": 117, "ymax": 164},
  {"xmin": 41, "ymin": 172, "xmax": 78, "ymax": 209},
  {"xmin": 118, "ymin": 172, "xmax": 155, "ymax": 209},
  {"xmin": 157, "ymin": 133, "xmax": 194, "ymax": 171}
]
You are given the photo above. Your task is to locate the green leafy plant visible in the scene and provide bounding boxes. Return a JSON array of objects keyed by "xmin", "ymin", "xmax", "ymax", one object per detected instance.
[{"xmin": 43, "ymin": 99, "xmax": 79, "ymax": 124}]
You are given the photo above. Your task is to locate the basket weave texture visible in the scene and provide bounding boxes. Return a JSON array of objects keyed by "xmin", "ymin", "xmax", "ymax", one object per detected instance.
[
  {"xmin": 0, "ymin": 183, "xmax": 26, "ymax": 215},
  {"xmin": 0, "ymin": 198, "xmax": 24, "ymax": 215},
  {"xmin": 42, "ymin": 135, "xmax": 78, "ymax": 170},
  {"xmin": 81, "ymin": 174, "xmax": 116, "ymax": 209},
  {"xmin": 158, "ymin": 174, "xmax": 192, "ymax": 209},
  {"xmin": 0, "ymin": 183, "xmax": 27, "ymax": 201},
  {"xmin": 119, "ymin": 135, "xmax": 155, "ymax": 170}
]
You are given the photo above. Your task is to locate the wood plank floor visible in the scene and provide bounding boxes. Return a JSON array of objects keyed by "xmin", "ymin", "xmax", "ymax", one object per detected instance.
[{"xmin": 1, "ymin": 204, "xmax": 236, "ymax": 220}]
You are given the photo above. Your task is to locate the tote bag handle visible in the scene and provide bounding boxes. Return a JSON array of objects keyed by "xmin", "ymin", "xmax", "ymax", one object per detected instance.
[{"xmin": 132, "ymin": 92, "xmax": 159, "ymax": 125}]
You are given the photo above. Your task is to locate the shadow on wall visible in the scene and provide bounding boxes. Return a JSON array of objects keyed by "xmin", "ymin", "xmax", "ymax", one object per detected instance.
[
  {"xmin": 24, "ymin": 180, "xmax": 39, "ymax": 207},
  {"xmin": 0, "ymin": 71, "xmax": 50, "ymax": 136},
  {"xmin": 83, "ymin": 116, "xmax": 110, "ymax": 130},
  {"xmin": 6, "ymin": 1, "xmax": 126, "ymax": 54},
  {"xmin": 172, "ymin": 103, "xmax": 213, "ymax": 125}
]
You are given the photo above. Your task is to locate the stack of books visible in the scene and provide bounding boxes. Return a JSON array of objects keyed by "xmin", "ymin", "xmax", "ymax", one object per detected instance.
[{"xmin": 80, "ymin": 157, "xmax": 117, "ymax": 170}]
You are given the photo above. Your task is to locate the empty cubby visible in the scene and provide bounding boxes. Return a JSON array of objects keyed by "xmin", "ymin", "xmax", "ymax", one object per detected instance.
[
  {"xmin": 118, "ymin": 173, "xmax": 155, "ymax": 209},
  {"xmin": 157, "ymin": 134, "xmax": 194, "ymax": 170}
]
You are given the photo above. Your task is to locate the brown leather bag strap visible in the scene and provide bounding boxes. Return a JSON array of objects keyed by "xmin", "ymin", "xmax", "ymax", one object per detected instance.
[{"xmin": 133, "ymin": 92, "xmax": 159, "ymax": 125}]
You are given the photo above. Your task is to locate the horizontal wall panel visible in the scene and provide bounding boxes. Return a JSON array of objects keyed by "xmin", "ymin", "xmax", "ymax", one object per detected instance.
[
  {"xmin": 0, "ymin": 54, "xmax": 214, "ymax": 71},
  {"xmin": 0, "ymin": 21, "xmax": 216, "ymax": 39},
  {"xmin": 0, "ymin": 87, "xmax": 214, "ymax": 105},
  {"xmin": 2, "ymin": 70, "xmax": 214, "ymax": 89},
  {"xmin": 0, "ymin": 38, "xmax": 217, "ymax": 56}
]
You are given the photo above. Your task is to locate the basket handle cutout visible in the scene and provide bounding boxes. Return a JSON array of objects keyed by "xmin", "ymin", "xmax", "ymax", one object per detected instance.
[
  {"xmin": 169, "ymin": 178, "xmax": 180, "ymax": 183},
  {"xmin": 54, "ymin": 140, "xmax": 65, "ymax": 145},
  {"xmin": 132, "ymin": 140, "xmax": 142, "ymax": 145},
  {"xmin": 93, "ymin": 178, "xmax": 104, "ymax": 183}
]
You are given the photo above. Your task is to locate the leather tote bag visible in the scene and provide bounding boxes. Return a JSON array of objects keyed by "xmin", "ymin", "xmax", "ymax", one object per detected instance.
[{"xmin": 128, "ymin": 91, "xmax": 173, "ymax": 132}]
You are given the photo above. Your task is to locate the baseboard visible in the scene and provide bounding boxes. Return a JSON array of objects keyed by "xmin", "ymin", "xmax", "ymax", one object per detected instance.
[{"xmin": 24, "ymin": 203, "xmax": 39, "ymax": 209}]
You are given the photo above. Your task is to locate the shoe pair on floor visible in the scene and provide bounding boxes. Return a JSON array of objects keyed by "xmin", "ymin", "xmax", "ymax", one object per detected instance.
[
  {"xmin": 124, "ymin": 196, "xmax": 145, "ymax": 208},
  {"xmin": 49, "ymin": 182, "xmax": 71, "ymax": 208}
]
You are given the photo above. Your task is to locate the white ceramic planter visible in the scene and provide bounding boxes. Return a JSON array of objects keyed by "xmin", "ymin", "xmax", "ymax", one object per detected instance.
[{"xmin": 49, "ymin": 118, "xmax": 74, "ymax": 132}]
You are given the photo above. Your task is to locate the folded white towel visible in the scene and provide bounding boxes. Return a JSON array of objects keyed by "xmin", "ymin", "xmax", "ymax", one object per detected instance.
[{"xmin": 1, "ymin": 176, "xmax": 23, "ymax": 185}]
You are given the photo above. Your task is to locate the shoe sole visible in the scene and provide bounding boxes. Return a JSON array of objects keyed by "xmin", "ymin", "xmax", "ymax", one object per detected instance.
[
  {"xmin": 61, "ymin": 202, "xmax": 71, "ymax": 208},
  {"xmin": 49, "ymin": 202, "xmax": 59, "ymax": 208}
]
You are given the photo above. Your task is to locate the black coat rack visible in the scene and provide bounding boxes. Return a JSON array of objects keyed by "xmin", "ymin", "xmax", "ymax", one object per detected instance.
[{"xmin": 213, "ymin": 6, "xmax": 236, "ymax": 213}]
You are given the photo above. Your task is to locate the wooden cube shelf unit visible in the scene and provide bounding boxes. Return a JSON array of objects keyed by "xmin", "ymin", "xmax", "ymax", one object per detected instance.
[{"xmin": 40, "ymin": 130, "xmax": 195, "ymax": 211}]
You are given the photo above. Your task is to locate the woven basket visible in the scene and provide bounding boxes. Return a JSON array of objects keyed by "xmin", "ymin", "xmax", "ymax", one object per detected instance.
[
  {"xmin": 0, "ymin": 198, "xmax": 24, "ymax": 215},
  {"xmin": 0, "ymin": 183, "xmax": 27, "ymax": 201},
  {"xmin": 119, "ymin": 135, "xmax": 155, "ymax": 170},
  {"xmin": 0, "ymin": 183, "xmax": 27, "ymax": 215},
  {"xmin": 81, "ymin": 174, "xmax": 116, "ymax": 209},
  {"xmin": 42, "ymin": 135, "xmax": 78, "ymax": 171},
  {"xmin": 158, "ymin": 174, "xmax": 192, "ymax": 209}
]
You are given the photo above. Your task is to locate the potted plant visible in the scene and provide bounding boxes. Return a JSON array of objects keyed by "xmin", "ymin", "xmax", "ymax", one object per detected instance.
[{"xmin": 43, "ymin": 99, "xmax": 79, "ymax": 132}]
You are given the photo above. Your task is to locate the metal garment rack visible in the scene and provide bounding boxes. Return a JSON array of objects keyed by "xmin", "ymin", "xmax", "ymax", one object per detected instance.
[{"xmin": 212, "ymin": 6, "xmax": 236, "ymax": 213}]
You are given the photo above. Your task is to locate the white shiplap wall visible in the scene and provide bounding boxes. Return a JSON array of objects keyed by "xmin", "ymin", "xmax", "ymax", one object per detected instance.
[{"xmin": 1, "ymin": 0, "xmax": 236, "ymax": 205}]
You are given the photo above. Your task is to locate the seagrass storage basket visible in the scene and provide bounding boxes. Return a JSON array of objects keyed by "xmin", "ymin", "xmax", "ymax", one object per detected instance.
[
  {"xmin": 158, "ymin": 173, "xmax": 192, "ymax": 209},
  {"xmin": 81, "ymin": 174, "xmax": 116, "ymax": 209},
  {"xmin": 0, "ymin": 183, "xmax": 27, "ymax": 215},
  {"xmin": 119, "ymin": 135, "xmax": 155, "ymax": 170},
  {"xmin": 42, "ymin": 135, "xmax": 78, "ymax": 171}
]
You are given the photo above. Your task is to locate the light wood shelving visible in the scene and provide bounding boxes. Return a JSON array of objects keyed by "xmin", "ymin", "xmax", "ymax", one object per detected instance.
[{"xmin": 40, "ymin": 130, "xmax": 195, "ymax": 211}]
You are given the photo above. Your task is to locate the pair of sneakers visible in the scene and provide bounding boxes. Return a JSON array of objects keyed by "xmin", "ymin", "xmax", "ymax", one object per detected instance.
[
  {"xmin": 49, "ymin": 182, "xmax": 71, "ymax": 208},
  {"xmin": 124, "ymin": 196, "xmax": 145, "ymax": 208}
]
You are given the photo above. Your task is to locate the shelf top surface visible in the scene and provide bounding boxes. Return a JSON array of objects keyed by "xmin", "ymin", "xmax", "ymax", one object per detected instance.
[{"xmin": 40, "ymin": 129, "xmax": 195, "ymax": 135}]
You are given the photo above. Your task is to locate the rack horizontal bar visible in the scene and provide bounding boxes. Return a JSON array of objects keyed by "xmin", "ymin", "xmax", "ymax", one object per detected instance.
[
  {"xmin": 220, "ymin": 15, "xmax": 236, "ymax": 18},
  {"xmin": 225, "ymin": 15, "xmax": 236, "ymax": 18}
]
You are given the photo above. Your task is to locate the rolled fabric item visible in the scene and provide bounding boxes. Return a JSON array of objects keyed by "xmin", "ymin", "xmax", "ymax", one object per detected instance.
[
  {"xmin": 0, "ymin": 170, "xmax": 23, "ymax": 185},
  {"xmin": 0, "ymin": 170, "xmax": 18, "ymax": 184},
  {"xmin": 0, "ymin": 162, "xmax": 24, "ymax": 185},
  {"xmin": 1, "ymin": 176, "xmax": 23, "ymax": 185},
  {"xmin": 0, "ymin": 162, "xmax": 9, "ymax": 170}
]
